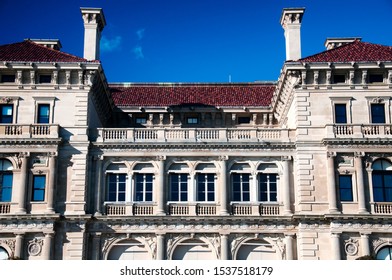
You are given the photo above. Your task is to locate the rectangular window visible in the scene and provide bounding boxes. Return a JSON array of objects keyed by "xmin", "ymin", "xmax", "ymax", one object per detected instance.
[
  {"xmin": 106, "ymin": 174, "xmax": 126, "ymax": 202},
  {"xmin": 32, "ymin": 175, "xmax": 46, "ymax": 201},
  {"xmin": 197, "ymin": 173, "xmax": 215, "ymax": 202},
  {"xmin": 373, "ymin": 173, "xmax": 392, "ymax": 202},
  {"xmin": 333, "ymin": 74, "xmax": 346, "ymax": 84},
  {"xmin": 339, "ymin": 175, "xmax": 353, "ymax": 202},
  {"xmin": 0, "ymin": 173, "xmax": 12, "ymax": 202},
  {"xmin": 1, "ymin": 75, "xmax": 15, "ymax": 83},
  {"xmin": 37, "ymin": 104, "xmax": 50, "ymax": 124},
  {"xmin": 135, "ymin": 174, "xmax": 153, "ymax": 202},
  {"xmin": 371, "ymin": 104, "xmax": 385, "ymax": 124},
  {"xmin": 187, "ymin": 117, "xmax": 198, "ymax": 124},
  {"xmin": 135, "ymin": 117, "xmax": 147, "ymax": 124},
  {"xmin": 334, "ymin": 104, "xmax": 347, "ymax": 124},
  {"xmin": 0, "ymin": 105, "xmax": 13, "ymax": 124},
  {"xmin": 238, "ymin": 117, "xmax": 251, "ymax": 124},
  {"xmin": 259, "ymin": 174, "xmax": 277, "ymax": 202},
  {"xmin": 39, "ymin": 75, "xmax": 52, "ymax": 84},
  {"xmin": 369, "ymin": 74, "xmax": 383, "ymax": 83},
  {"xmin": 232, "ymin": 173, "xmax": 250, "ymax": 202},
  {"xmin": 170, "ymin": 174, "xmax": 188, "ymax": 201}
]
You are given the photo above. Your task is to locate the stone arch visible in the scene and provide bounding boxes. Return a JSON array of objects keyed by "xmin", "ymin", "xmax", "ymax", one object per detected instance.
[
  {"xmin": 168, "ymin": 236, "xmax": 219, "ymax": 260},
  {"xmin": 104, "ymin": 236, "xmax": 155, "ymax": 260},
  {"xmin": 232, "ymin": 236, "xmax": 283, "ymax": 260}
]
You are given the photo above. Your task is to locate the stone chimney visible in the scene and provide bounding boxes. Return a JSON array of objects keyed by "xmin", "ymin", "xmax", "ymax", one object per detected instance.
[
  {"xmin": 280, "ymin": 8, "xmax": 305, "ymax": 61},
  {"xmin": 29, "ymin": 39, "xmax": 62, "ymax": 50},
  {"xmin": 324, "ymin": 37, "xmax": 362, "ymax": 50},
  {"xmin": 80, "ymin": 8, "xmax": 106, "ymax": 61}
]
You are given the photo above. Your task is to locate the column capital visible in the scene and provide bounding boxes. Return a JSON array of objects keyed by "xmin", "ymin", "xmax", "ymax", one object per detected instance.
[
  {"xmin": 327, "ymin": 151, "xmax": 337, "ymax": 158},
  {"xmin": 281, "ymin": 155, "xmax": 292, "ymax": 161},
  {"xmin": 47, "ymin": 151, "xmax": 58, "ymax": 157},
  {"xmin": 354, "ymin": 151, "xmax": 365, "ymax": 158},
  {"xmin": 156, "ymin": 155, "xmax": 166, "ymax": 161},
  {"xmin": 219, "ymin": 155, "xmax": 229, "ymax": 161}
]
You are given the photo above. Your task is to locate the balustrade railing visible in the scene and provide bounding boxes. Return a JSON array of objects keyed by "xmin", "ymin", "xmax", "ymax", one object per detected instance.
[
  {"xmin": 0, "ymin": 203, "xmax": 11, "ymax": 214},
  {"xmin": 326, "ymin": 124, "xmax": 392, "ymax": 138},
  {"xmin": 97, "ymin": 127, "xmax": 288, "ymax": 143},
  {"xmin": 0, "ymin": 124, "xmax": 59, "ymax": 138},
  {"xmin": 374, "ymin": 202, "xmax": 392, "ymax": 214}
]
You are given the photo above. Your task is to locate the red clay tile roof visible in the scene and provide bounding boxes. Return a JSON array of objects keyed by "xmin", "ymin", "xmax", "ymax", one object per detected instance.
[
  {"xmin": 299, "ymin": 40, "xmax": 392, "ymax": 63},
  {"xmin": 110, "ymin": 83, "xmax": 275, "ymax": 107},
  {"xmin": 0, "ymin": 40, "xmax": 92, "ymax": 63}
]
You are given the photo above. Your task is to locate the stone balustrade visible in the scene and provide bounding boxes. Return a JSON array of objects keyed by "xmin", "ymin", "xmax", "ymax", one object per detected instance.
[
  {"xmin": 374, "ymin": 202, "xmax": 392, "ymax": 214},
  {"xmin": 326, "ymin": 124, "xmax": 392, "ymax": 138},
  {"xmin": 0, "ymin": 124, "xmax": 59, "ymax": 139},
  {"xmin": 0, "ymin": 203, "xmax": 11, "ymax": 214},
  {"xmin": 96, "ymin": 127, "xmax": 289, "ymax": 143}
]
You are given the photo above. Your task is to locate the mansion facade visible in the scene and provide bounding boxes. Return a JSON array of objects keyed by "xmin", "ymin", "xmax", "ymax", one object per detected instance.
[{"xmin": 0, "ymin": 7, "xmax": 392, "ymax": 260}]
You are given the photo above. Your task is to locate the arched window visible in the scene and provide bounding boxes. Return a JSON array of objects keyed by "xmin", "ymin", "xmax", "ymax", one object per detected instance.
[
  {"xmin": 372, "ymin": 159, "xmax": 392, "ymax": 202},
  {"xmin": 257, "ymin": 164, "xmax": 278, "ymax": 202},
  {"xmin": 105, "ymin": 163, "xmax": 127, "ymax": 202},
  {"xmin": 0, "ymin": 247, "xmax": 9, "ymax": 260},
  {"xmin": 0, "ymin": 159, "xmax": 13, "ymax": 202},
  {"xmin": 376, "ymin": 246, "xmax": 392, "ymax": 260}
]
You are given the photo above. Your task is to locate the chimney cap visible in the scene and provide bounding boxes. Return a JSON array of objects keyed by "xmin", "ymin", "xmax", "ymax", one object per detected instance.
[
  {"xmin": 80, "ymin": 7, "xmax": 106, "ymax": 31},
  {"xmin": 280, "ymin": 7, "xmax": 305, "ymax": 27},
  {"xmin": 26, "ymin": 39, "xmax": 62, "ymax": 50},
  {"xmin": 324, "ymin": 37, "xmax": 362, "ymax": 50}
]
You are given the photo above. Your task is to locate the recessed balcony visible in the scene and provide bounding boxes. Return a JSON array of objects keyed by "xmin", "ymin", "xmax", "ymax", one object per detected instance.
[{"xmin": 96, "ymin": 127, "xmax": 290, "ymax": 143}]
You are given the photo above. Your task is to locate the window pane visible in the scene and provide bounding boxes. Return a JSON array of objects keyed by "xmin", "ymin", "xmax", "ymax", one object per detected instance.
[
  {"xmin": 32, "ymin": 175, "xmax": 46, "ymax": 201},
  {"xmin": 334, "ymin": 104, "xmax": 347, "ymax": 124},
  {"xmin": 339, "ymin": 175, "xmax": 353, "ymax": 201},
  {"xmin": 371, "ymin": 104, "xmax": 385, "ymax": 124},
  {"xmin": 38, "ymin": 104, "xmax": 50, "ymax": 124},
  {"xmin": 0, "ymin": 105, "xmax": 13, "ymax": 124}
]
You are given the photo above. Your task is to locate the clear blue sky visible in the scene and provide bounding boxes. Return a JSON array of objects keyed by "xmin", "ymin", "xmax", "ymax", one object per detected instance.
[{"xmin": 1, "ymin": 0, "xmax": 392, "ymax": 83}]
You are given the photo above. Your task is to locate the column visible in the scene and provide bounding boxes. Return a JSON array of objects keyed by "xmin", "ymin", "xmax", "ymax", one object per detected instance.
[
  {"xmin": 14, "ymin": 234, "xmax": 24, "ymax": 259},
  {"xmin": 360, "ymin": 233, "xmax": 371, "ymax": 256},
  {"xmin": 46, "ymin": 152, "xmax": 57, "ymax": 214},
  {"xmin": 95, "ymin": 155, "xmax": 103, "ymax": 215},
  {"xmin": 282, "ymin": 156, "xmax": 292, "ymax": 215},
  {"xmin": 284, "ymin": 234, "xmax": 295, "ymax": 260},
  {"xmin": 17, "ymin": 153, "xmax": 29, "ymax": 214},
  {"xmin": 91, "ymin": 233, "xmax": 101, "ymax": 260},
  {"xmin": 327, "ymin": 152, "xmax": 339, "ymax": 213},
  {"xmin": 156, "ymin": 234, "xmax": 165, "ymax": 260},
  {"xmin": 220, "ymin": 234, "xmax": 230, "ymax": 260},
  {"xmin": 42, "ymin": 233, "xmax": 54, "ymax": 260},
  {"xmin": 219, "ymin": 156, "xmax": 229, "ymax": 215},
  {"xmin": 156, "ymin": 156, "xmax": 166, "ymax": 215},
  {"xmin": 355, "ymin": 152, "xmax": 368, "ymax": 214},
  {"xmin": 330, "ymin": 233, "xmax": 341, "ymax": 260}
]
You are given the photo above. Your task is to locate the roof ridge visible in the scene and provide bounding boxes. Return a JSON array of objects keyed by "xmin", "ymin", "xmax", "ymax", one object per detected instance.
[{"xmin": 23, "ymin": 40, "xmax": 92, "ymax": 62}]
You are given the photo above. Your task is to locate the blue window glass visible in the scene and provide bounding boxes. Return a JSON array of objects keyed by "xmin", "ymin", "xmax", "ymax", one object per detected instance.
[
  {"xmin": 334, "ymin": 104, "xmax": 347, "ymax": 124},
  {"xmin": 32, "ymin": 175, "xmax": 46, "ymax": 201},
  {"xmin": 373, "ymin": 173, "xmax": 392, "ymax": 202},
  {"xmin": 106, "ymin": 174, "xmax": 126, "ymax": 202},
  {"xmin": 371, "ymin": 104, "xmax": 385, "ymax": 124},
  {"xmin": 197, "ymin": 173, "xmax": 215, "ymax": 201},
  {"xmin": 339, "ymin": 175, "xmax": 353, "ymax": 201},
  {"xmin": 0, "ymin": 105, "xmax": 13, "ymax": 124},
  {"xmin": 232, "ymin": 174, "xmax": 250, "ymax": 202},
  {"xmin": 170, "ymin": 174, "xmax": 187, "ymax": 201},
  {"xmin": 135, "ymin": 174, "xmax": 153, "ymax": 202},
  {"xmin": 259, "ymin": 174, "xmax": 277, "ymax": 202},
  {"xmin": 37, "ymin": 104, "xmax": 50, "ymax": 124},
  {"xmin": 0, "ymin": 159, "xmax": 13, "ymax": 202}
]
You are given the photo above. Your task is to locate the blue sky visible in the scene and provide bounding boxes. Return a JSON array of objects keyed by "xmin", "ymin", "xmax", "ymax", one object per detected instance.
[{"xmin": 1, "ymin": 0, "xmax": 392, "ymax": 83}]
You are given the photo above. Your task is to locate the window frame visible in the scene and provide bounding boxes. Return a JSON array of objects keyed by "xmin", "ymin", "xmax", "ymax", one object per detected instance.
[
  {"xmin": 186, "ymin": 116, "xmax": 199, "ymax": 125},
  {"xmin": 0, "ymin": 104, "xmax": 13, "ymax": 124},
  {"xmin": 330, "ymin": 97, "xmax": 353, "ymax": 124},
  {"xmin": 196, "ymin": 173, "xmax": 215, "ymax": 202},
  {"xmin": 370, "ymin": 103, "xmax": 386, "ymax": 124},
  {"xmin": 31, "ymin": 174, "xmax": 46, "ymax": 202},
  {"xmin": 169, "ymin": 173, "xmax": 188, "ymax": 202},
  {"xmin": 338, "ymin": 174, "xmax": 354, "ymax": 202},
  {"xmin": 33, "ymin": 97, "xmax": 55, "ymax": 124},
  {"xmin": 258, "ymin": 173, "xmax": 278, "ymax": 202},
  {"xmin": 106, "ymin": 173, "xmax": 127, "ymax": 203},
  {"xmin": 0, "ymin": 159, "xmax": 13, "ymax": 203},
  {"xmin": 134, "ymin": 173, "xmax": 153, "ymax": 202},
  {"xmin": 0, "ymin": 74, "xmax": 16, "ymax": 83},
  {"xmin": 372, "ymin": 159, "xmax": 392, "ymax": 203},
  {"xmin": 232, "ymin": 173, "xmax": 251, "ymax": 202}
]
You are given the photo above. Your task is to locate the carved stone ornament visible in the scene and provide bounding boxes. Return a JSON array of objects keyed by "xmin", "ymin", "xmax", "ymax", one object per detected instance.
[
  {"xmin": 344, "ymin": 238, "xmax": 358, "ymax": 256},
  {"xmin": 0, "ymin": 239, "xmax": 15, "ymax": 256},
  {"xmin": 28, "ymin": 238, "xmax": 43, "ymax": 256}
]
